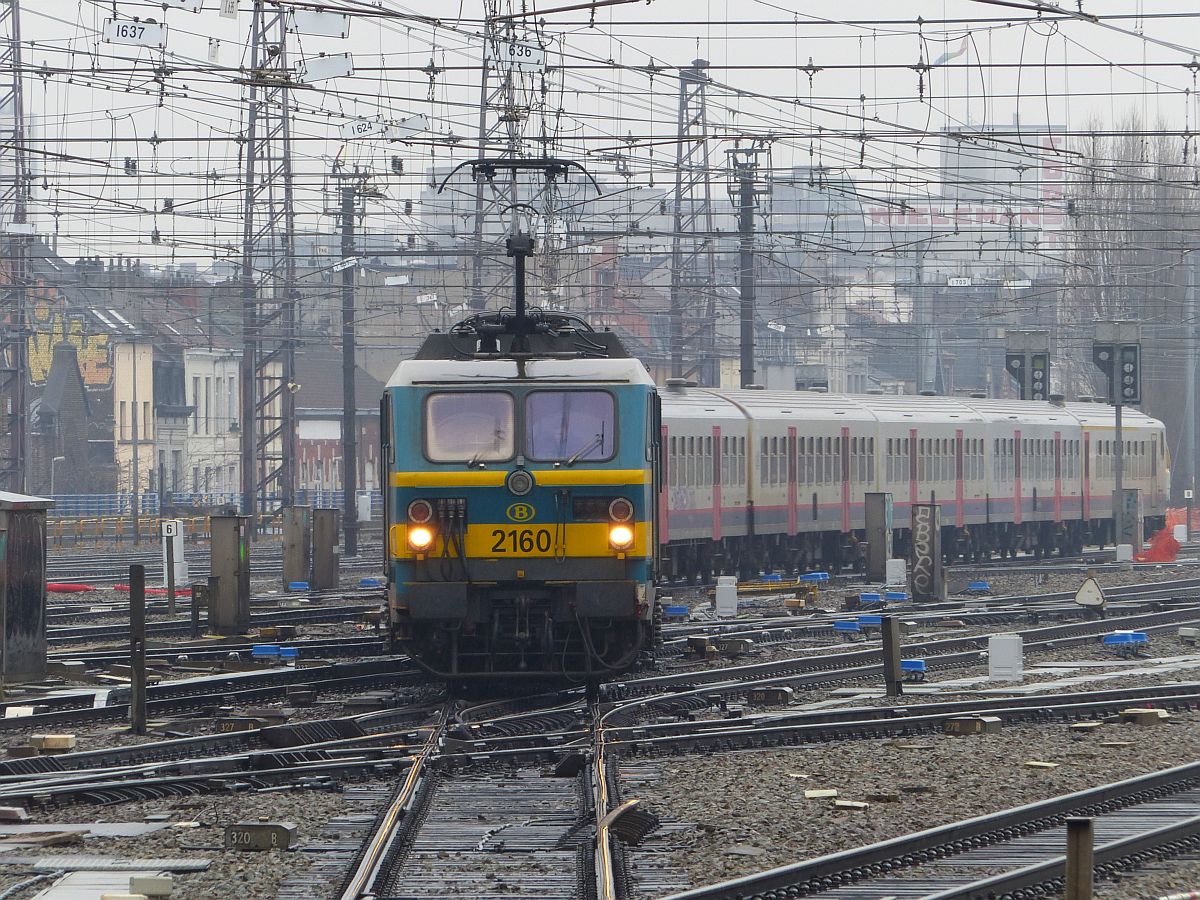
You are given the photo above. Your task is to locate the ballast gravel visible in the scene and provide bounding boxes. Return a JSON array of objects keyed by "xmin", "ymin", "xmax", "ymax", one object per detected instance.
[
  {"xmin": 629, "ymin": 710, "xmax": 1200, "ymax": 893},
  {"xmin": 0, "ymin": 781, "xmax": 393, "ymax": 900}
]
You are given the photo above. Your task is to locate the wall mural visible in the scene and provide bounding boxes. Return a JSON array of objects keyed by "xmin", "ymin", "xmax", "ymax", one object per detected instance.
[{"xmin": 27, "ymin": 295, "xmax": 113, "ymax": 386}]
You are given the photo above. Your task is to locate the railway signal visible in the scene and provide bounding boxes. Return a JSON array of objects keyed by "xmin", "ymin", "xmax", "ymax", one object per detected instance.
[
  {"xmin": 1093, "ymin": 322, "xmax": 1143, "ymax": 550},
  {"xmin": 1004, "ymin": 330, "xmax": 1051, "ymax": 401}
]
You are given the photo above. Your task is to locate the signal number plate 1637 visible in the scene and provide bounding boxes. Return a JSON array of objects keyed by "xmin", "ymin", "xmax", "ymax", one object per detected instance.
[{"xmin": 490, "ymin": 527, "xmax": 553, "ymax": 554}]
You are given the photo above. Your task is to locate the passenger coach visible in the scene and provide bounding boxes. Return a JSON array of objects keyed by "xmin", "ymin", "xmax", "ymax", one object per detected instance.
[{"xmin": 660, "ymin": 384, "xmax": 1168, "ymax": 580}]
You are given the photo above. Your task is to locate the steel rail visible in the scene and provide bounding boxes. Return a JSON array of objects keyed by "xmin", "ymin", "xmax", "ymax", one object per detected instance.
[
  {"xmin": 47, "ymin": 635, "xmax": 387, "ymax": 664},
  {"xmin": 924, "ymin": 814, "xmax": 1200, "ymax": 900},
  {"xmin": 0, "ymin": 664, "xmax": 424, "ymax": 732},
  {"xmin": 436, "ymin": 680, "xmax": 1200, "ymax": 768},
  {"xmin": 659, "ymin": 760, "xmax": 1200, "ymax": 899},
  {"xmin": 593, "ymin": 701, "xmax": 619, "ymax": 900},
  {"xmin": 47, "ymin": 602, "xmax": 377, "ymax": 643},
  {"xmin": 336, "ymin": 703, "xmax": 450, "ymax": 900},
  {"xmin": 0, "ymin": 755, "xmax": 417, "ymax": 809},
  {"xmin": 618, "ymin": 604, "xmax": 1200, "ymax": 705},
  {"xmin": 0, "ymin": 703, "xmax": 442, "ymax": 782}
]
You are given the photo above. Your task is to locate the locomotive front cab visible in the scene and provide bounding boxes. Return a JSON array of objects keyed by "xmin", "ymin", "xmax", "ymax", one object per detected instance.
[{"xmin": 383, "ymin": 345, "xmax": 661, "ymax": 681}]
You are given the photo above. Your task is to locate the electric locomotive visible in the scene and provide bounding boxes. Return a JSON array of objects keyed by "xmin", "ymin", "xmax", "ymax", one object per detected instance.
[{"xmin": 382, "ymin": 305, "xmax": 661, "ymax": 681}]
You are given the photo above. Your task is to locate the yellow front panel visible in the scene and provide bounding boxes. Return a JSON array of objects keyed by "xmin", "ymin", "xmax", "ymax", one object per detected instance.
[{"xmin": 390, "ymin": 521, "xmax": 651, "ymax": 560}]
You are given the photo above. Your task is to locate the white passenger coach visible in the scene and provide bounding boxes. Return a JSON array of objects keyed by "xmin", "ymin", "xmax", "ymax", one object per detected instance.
[{"xmin": 660, "ymin": 385, "xmax": 1169, "ymax": 579}]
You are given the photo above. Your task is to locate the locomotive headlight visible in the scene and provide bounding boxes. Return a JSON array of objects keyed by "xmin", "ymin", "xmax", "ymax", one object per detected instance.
[
  {"xmin": 408, "ymin": 525, "xmax": 435, "ymax": 551},
  {"xmin": 407, "ymin": 499, "xmax": 434, "ymax": 524},
  {"xmin": 608, "ymin": 497, "xmax": 634, "ymax": 522},
  {"xmin": 608, "ymin": 523, "xmax": 635, "ymax": 550}
]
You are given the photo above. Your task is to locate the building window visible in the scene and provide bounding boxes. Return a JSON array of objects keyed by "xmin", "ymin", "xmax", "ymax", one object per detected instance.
[
  {"xmin": 119, "ymin": 401, "xmax": 128, "ymax": 442},
  {"xmin": 204, "ymin": 377, "xmax": 212, "ymax": 435},
  {"xmin": 192, "ymin": 377, "xmax": 200, "ymax": 434}
]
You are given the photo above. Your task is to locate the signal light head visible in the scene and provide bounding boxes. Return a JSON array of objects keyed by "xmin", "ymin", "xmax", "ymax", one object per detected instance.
[
  {"xmin": 608, "ymin": 497, "xmax": 634, "ymax": 522},
  {"xmin": 608, "ymin": 523, "xmax": 634, "ymax": 550},
  {"xmin": 408, "ymin": 525, "xmax": 434, "ymax": 551},
  {"xmin": 407, "ymin": 499, "xmax": 433, "ymax": 524}
]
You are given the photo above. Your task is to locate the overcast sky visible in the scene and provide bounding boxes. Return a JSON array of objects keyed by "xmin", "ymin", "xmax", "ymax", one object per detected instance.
[{"xmin": 12, "ymin": 1, "xmax": 1200, "ymax": 264}]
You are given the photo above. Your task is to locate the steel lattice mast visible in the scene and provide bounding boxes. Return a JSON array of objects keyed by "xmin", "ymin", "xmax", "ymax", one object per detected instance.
[
  {"xmin": 469, "ymin": 1, "xmax": 527, "ymax": 310},
  {"xmin": 0, "ymin": 0, "xmax": 27, "ymax": 492},
  {"xmin": 239, "ymin": 1, "xmax": 297, "ymax": 532},
  {"xmin": 668, "ymin": 59, "xmax": 717, "ymax": 383}
]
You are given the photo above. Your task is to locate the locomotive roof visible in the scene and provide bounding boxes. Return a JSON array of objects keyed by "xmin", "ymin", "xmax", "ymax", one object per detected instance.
[{"xmin": 387, "ymin": 357, "xmax": 655, "ymax": 388}]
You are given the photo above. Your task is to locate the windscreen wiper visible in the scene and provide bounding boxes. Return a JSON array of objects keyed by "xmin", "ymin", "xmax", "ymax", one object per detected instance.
[{"xmin": 564, "ymin": 423, "xmax": 605, "ymax": 467}]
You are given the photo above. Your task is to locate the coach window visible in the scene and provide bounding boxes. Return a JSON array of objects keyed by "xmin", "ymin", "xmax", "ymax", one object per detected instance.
[
  {"xmin": 669, "ymin": 437, "xmax": 678, "ymax": 487},
  {"xmin": 525, "ymin": 390, "xmax": 615, "ymax": 463},
  {"xmin": 425, "ymin": 391, "xmax": 514, "ymax": 463}
]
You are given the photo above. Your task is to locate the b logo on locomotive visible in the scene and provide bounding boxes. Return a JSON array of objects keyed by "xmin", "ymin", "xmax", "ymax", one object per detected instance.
[{"xmin": 506, "ymin": 502, "xmax": 536, "ymax": 522}]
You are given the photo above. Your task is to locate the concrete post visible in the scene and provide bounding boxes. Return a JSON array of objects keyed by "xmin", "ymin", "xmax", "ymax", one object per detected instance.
[
  {"xmin": 864, "ymin": 492, "xmax": 893, "ymax": 582},
  {"xmin": 129, "ymin": 564, "xmax": 147, "ymax": 735},
  {"xmin": 1065, "ymin": 817, "xmax": 1094, "ymax": 900},
  {"xmin": 210, "ymin": 514, "xmax": 250, "ymax": 634},
  {"xmin": 165, "ymin": 532, "xmax": 177, "ymax": 617},
  {"xmin": 881, "ymin": 615, "xmax": 903, "ymax": 698},
  {"xmin": 1114, "ymin": 487, "xmax": 1141, "ymax": 550},
  {"xmin": 0, "ymin": 491, "xmax": 52, "ymax": 682},
  {"xmin": 312, "ymin": 508, "xmax": 340, "ymax": 591},
  {"xmin": 190, "ymin": 580, "xmax": 205, "ymax": 639},
  {"xmin": 909, "ymin": 503, "xmax": 944, "ymax": 602},
  {"xmin": 282, "ymin": 505, "xmax": 312, "ymax": 587}
]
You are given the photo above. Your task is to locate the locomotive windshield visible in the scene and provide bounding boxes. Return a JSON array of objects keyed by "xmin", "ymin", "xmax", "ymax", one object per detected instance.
[
  {"xmin": 525, "ymin": 390, "xmax": 615, "ymax": 463},
  {"xmin": 425, "ymin": 392, "xmax": 514, "ymax": 462}
]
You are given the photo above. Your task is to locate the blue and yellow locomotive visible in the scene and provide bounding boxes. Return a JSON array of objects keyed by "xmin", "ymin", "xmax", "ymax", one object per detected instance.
[{"xmin": 381, "ymin": 305, "xmax": 662, "ymax": 681}]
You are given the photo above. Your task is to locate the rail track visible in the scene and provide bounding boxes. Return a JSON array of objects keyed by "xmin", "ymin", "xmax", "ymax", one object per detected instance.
[
  {"xmin": 333, "ymin": 697, "xmax": 630, "ymax": 900},
  {"xmin": 661, "ymin": 759, "xmax": 1200, "ymax": 900},
  {"xmin": 46, "ymin": 599, "xmax": 378, "ymax": 645},
  {"xmin": 15, "ymin": 578, "xmax": 1200, "ymax": 899},
  {"xmin": 45, "ymin": 540, "xmax": 384, "ymax": 584},
  {"xmin": 48, "ymin": 635, "xmax": 387, "ymax": 665},
  {"xmin": 0, "ymin": 656, "xmax": 421, "ymax": 734},
  {"xmin": 659, "ymin": 574, "xmax": 1200, "ymax": 650}
]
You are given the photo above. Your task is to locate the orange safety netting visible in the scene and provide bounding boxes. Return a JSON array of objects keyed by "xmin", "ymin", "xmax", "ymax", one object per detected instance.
[
  {"xmin": 1167, "ymin": 507, "xmax": 1200, "ymax": 531},
  {"xmin": 1135, "ymin": 527, "xmax": 1180, "ymax": 563}
]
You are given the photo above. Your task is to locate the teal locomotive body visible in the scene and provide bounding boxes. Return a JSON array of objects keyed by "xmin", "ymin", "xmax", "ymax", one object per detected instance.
[{"xmin": 382, "ymin": 313, "xmax": 662, "ymax": 681}]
